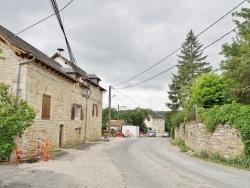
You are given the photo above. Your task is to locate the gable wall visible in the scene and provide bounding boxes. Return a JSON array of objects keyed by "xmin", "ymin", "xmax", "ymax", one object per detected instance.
[
  {"xmin": 144, "ymin": 116, "xmax": 165, "ymax": 134},
  {"xmin": 0, "ymin": 42, "xmax": 103, "ymax": 153}
]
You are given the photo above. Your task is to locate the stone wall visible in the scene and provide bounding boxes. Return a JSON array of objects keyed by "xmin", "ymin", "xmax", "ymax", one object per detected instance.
[
  {"xmin": 175, "ymin": 122, "xmax": 244, "ymax": 158},
  {"xmin": 0, "ymin": 42, "xmax": 103, "ymax": 160}
]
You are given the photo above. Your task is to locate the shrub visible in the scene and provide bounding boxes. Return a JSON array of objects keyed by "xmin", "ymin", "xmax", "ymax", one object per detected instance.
[{"xmin": 0, "ymin": 83, "xmax": 35, "ymax": 158}]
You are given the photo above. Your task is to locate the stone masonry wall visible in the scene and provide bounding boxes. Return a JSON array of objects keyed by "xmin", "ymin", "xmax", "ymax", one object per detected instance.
[
  {"xmin": 175, "ymin": 122, "xmax": 244, "ymax": 158},
  {"xmin": 0, "ymin": 42, "xmax": 103, "ymax": 156}
]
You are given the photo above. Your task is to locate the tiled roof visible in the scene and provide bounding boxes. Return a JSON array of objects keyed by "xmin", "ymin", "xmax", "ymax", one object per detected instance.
[
  {"xmin": 148, "ymin": 109, "xmax": 164, "ymax": 119},
  {"xmin": 0, "ymin": 25, "xmax": 76, "ymax": 80},
  {"xmin": 52, "ymin": 53, "xmax": 87, "ymax": 76},
  {"xmin": 134, "ymin": 107, "xmax": 163, "ymax": 119},
  {"xmin": 86, "ymin": 74, "xmax": 101, "ymax": 81},
  {"xmin": 0, "ymin": 25, "xmax": 107, "ymax": 91},
  {"xmin": 107, "ymin": 120, "xmax": 125, "ymax": 126}
]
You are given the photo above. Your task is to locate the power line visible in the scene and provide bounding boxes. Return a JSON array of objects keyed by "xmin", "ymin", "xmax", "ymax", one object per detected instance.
[
  {"xmin": 49, "ymin": 0, "xmax": 79, "ymax": 74},
  {"xmin": 114, "ymin": 19, "xmax": 250, "ymax": 90},
  {"xmin": 112, "ymin": 87, "xmax": 149, "ymax": 109},
  {"xmin": 113, "ymin": 0, "xmax": 247, "ymax": 87},
  {"xmin": 16, "ymin": 0, "xmax": 74, "ymax": 35}
]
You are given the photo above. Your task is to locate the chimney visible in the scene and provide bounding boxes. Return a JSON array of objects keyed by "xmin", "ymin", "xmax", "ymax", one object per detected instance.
[{"xmin": 57, "ymin": 48, "xmax": 64, "ymax": 56}]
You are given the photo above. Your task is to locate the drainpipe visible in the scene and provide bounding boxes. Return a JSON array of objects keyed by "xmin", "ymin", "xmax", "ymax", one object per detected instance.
[
  {"xmin": 84, "ymin": 96, "xmax": 88, "ymax": 143},
  {"xmin": 16, "ymin": 56, "xmax": 35, "ymax": 100},
  {"xmin": 83, "ymin": 87, "xmax": 91, "ymax": 143}
]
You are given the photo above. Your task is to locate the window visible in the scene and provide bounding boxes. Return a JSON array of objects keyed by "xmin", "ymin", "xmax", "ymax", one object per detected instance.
[
  {"xmin": 96, "ymin": 104, "xmax": 98, "ymax": 117},
  {"xmin": 92, "ymin": 103, "xmax": 98, "ymax": 117},
  {"xmin": 41, "ymin": 94, "xmax": 51, "ymax": 119},
  {"xmin": 92, "ymin": 103, "xmax": 95, "ymax": 117},
  {"xmin": 71, "ymin": 103, "xmax": 83, "ymax": 120}
]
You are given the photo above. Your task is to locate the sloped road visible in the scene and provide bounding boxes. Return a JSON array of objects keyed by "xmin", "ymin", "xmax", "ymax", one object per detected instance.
[{"xmin": 110, "ymin": 137, "xmax": 250, "ymax": 188}]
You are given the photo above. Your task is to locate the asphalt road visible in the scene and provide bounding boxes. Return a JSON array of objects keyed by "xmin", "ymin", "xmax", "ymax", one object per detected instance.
[{"xmin": 109, "ymin": 137, "xmax": 250, "ymax": 188}]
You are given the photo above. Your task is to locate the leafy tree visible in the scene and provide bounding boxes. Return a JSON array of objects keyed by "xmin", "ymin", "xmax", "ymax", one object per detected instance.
[
  {"xmin": 102, "ymin": 107, "xmax": 118, "ymax": 129},
  {"xmin": 167, "ymin": 30, "xmax": 212, "ymax": 111},
  {"xmin": 220, "ymin": 3, "xmax": 250, "ymax": 104},
  {"xmin": 120, "ymin": 108, "xmax": 149, "ymax": 132},
  {"xmin": 190, "ymin": 73, "xmax": 234, "ymax": 107},
  {"xmin": 164, "ymin": 111, "xmax": 178, "ymax": 137},
  {"xmin": 0, "ymin": 83, "xmax": 35, "ymax": 158}
]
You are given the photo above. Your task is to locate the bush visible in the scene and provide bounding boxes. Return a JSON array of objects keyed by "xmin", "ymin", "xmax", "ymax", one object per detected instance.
[
  {"xmin": 171, "ymin": 111, "xmax": 185, "ymax": 127},
  {"xmin": 198, "ymin": 150, "xmax": 209, "ymax": 158},
  {"xmin": 102, "ymin": 130, "xmax": 108, "ymax": 137},
  {"xmin": 0, "ymin": 83, "xmax": 35, "ymax": 158}
]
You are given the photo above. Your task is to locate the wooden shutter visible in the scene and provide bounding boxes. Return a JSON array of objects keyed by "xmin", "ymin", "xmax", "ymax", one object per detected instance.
[
  {"xmin": 96, "ymin": 104, "xmax": 98, "ymax": 117},
  {"xmin": 42, "ymin": 94, "xmax": 51, "ymax": 119},
  {"xmin": 80, "ymin": 106, "xmax": 84, "ymax": 120},
  {"xmin": 92, "ymin": 103, "xmax": 95, "ymax": 117},
  {"xmin": 71, "ymin": 104, "xmax": 75, "ymax": 120}
]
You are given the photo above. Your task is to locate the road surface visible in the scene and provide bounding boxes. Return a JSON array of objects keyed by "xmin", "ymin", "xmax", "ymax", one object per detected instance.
[{"xmin": 110, "ymin": 137, "xmax": 250, "ymax": 188}]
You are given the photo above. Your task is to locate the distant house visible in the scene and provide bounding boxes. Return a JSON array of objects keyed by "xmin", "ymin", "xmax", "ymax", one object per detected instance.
[
  {"xmin": 107, "ymin": 120, "xmax": 126, "ymax": 131},
  {"xmin": 144, "ymin": 109, "xmax": 165, "ymax": 134},
  {"xmin": 0, "ymin": 25, "xmax": 106, "ymax": 153}
]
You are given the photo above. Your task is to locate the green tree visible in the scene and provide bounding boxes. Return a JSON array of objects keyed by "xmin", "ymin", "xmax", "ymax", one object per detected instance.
[
  {"xmin": 167, "ymin": 30, "xmax": 212, "ymax": 111},
  {"xmin": 0, "ymin": 83, "xmax": 35, "ymax": 158},
  {"xmin": 120, "ymin": 108, "xmax": 149, "ymax": 132},
  {"xmin": 164, "ymin": 111, "xmax": 176, "ymax": 135},
  {"xmin": 102, "ymin": 107, "xmax": 118, "ymax": 129},
  {"xmin": 190, "ymin": 73, "xmax": 234, "ymax": 107},
  {"xmin": 220, "ymin": 3, "xmax": 250, "ymax": 104}
]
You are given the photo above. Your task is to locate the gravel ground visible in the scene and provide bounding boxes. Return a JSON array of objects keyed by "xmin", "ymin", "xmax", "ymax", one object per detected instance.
[{"xmin": 0, "ymin": 137, "xmax": 125, "ymax": 188}]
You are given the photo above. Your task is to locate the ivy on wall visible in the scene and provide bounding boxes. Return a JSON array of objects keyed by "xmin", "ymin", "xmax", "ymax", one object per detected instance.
[{"xmin": 199, "ymin": 102, "xmax": 250, "ymax": 157}]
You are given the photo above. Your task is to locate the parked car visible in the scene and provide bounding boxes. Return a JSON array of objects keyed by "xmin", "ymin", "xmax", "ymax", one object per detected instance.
[
  {"xmin": 161, "ymin": 132, "xmax": 169, "ymax": 138},
  {"xmin": 113, "ymin": 132, "xmax": 124, "ymax": 137},
  {"xmin": 147, "ymin": 130, "xmax": 156, "ymax": 137},
  {"xmin": 139, "ymin": 132, "xmax": 144, "ymax": 137}
]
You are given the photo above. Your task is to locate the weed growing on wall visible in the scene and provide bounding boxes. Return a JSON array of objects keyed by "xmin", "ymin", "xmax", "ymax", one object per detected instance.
[{"xmin": 199, "ymin": 102, "xmax": 250, "ymax": 157}]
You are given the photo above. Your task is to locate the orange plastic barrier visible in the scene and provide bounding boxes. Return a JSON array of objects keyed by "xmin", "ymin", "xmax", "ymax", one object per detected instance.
[{"xmin": 15, "ymin": 138, "xmax": 50, "ymax": 165}]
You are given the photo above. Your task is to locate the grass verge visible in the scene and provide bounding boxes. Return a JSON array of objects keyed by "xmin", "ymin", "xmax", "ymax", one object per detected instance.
[
  {"xmin": 171, "ymin": 139, "xmax": 190, "ymax": 152},
  {"xmin": 192, "ymin": 151, "xmax": 250, "ymax": 171}
]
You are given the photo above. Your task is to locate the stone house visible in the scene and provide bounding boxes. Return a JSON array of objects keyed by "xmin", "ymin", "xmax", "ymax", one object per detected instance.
[
  {"xmin": 144, "ymin": 109, "xmax": 165, "ymax": 134},
  {"xmin": 0, "ymin": 25, "xmax": 106, "ymax": 151}
]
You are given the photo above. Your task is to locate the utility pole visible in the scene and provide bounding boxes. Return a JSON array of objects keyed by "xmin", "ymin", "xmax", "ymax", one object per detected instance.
[
  {"xmin": 108, "ymin": 85, "xmax": 111, "ymax": 134},
  {"xmin": 117, "ymin": 104, "xmax": 126, "ymax": 131},
  {"xmin": 118, "ymin": 104, "xmax": 120, "ymax": 131}
]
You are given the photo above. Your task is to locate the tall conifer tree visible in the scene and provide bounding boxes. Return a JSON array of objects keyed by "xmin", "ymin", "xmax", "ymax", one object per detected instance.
[{"xmin": 166, "ymin": 30, "xmax": 212, "ymax": 111}]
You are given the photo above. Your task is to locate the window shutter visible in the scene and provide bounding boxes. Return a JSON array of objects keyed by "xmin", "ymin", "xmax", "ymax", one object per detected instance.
[
  {"xmin": 71, "ymin": 104, "xmax": 75, "ymax": 120},
  {"xmin": 80, "ymin": 106, "xmax": 84, "ymax": 120},
  {"xmin": 96, "ymin": 104, "xmax": 98, "ymax": 117},
  {"xmin": 42, "ymin": 94, "xmax": 51, "ymax": 119},
  {"xmin": 92, "ymin": 103, "xmax": 95, "ymax": 117}
]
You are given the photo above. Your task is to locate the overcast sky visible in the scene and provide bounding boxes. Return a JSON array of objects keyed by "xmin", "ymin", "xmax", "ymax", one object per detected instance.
[{"xmin": 1, "ymin": 0, "xmax": 248, "ymax": 111}]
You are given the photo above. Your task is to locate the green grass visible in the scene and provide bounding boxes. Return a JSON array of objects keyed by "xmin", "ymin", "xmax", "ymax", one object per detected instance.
[
  {"xmin": 192, "ymin": 151, "xmax": 250, "ymax": 171},
  {"xmin": 171, "ymin": 139, "xmax": 190, "ymax": 152}
]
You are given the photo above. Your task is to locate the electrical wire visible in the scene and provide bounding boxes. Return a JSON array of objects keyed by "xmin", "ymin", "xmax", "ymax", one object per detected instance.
[
  {"xmin": 112, "ymin": 87, "xmax": 149, "ymax": 109},
  {"xmin": 49, "ymin": 0, "xmax": 78, "ymax": 73},
  {"xmin": 113, "ymin": 0, "xmax": 247, "ymax": 87},
  {"xmin": 16, "ymin": 0, "xmax": 74, "ymax": 35},
  {"xmin": 114, "ymin": 18, "xmax": 250, "ymax": 90}
]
